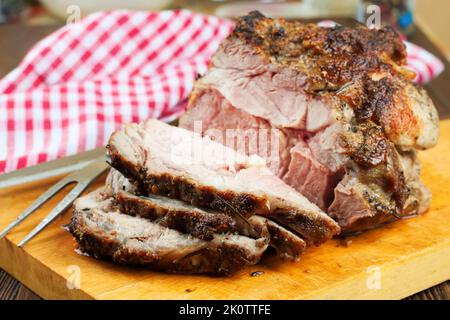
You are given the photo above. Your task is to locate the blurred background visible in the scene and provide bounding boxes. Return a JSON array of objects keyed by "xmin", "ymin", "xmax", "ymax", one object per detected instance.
[{"xmin": 0, "ymin": 0, "xmax": 448, "ymax": 60}]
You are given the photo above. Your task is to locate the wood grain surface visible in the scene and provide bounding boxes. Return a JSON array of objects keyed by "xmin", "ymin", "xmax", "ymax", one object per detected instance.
[{"xmin": 0, "ymin": 23, "xmax": 449, "ymax": 300}]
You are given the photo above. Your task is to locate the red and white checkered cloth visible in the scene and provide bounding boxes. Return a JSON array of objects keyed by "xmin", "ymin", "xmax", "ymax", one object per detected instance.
[{"xmin": 0, "ymin": 11, "xmax": 444, "ymax": 173}]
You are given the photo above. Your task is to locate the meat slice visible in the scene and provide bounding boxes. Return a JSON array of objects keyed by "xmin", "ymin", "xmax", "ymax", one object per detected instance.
[
  {"xmin": 283, "ymin": 139, "xmax": 344, "ymax": 210},
  {"xmin": 116, "ymin": 191, "xmax": 306, "ymax": 260},
  {"xmin": 266, "ymin": 220, "xmax": 306, "ymax": 261},
  {"xmin": 70, "ymin": 188, "xmax": 268, "ymax": 275},
  {"xmin": 107, "ymin": 168, "xmax": 306, "ymax": 260},
  {"xmin": 107, "ymin": 119, "xmax": 340, "ymax": 245},
  {"xmin": 116, "ymin": 191, "xmax": 236, "ymax": 241},
  {"xmin": 179, "ymin": 87, "xmax": 292, "ymax": 176},
  {"xmin": 240, "ymin": 216, "xmax": 306, "ymax": 261},
  {"xmin": 106, "ymin": 166, "xmax": 236, "ymax": 241}
]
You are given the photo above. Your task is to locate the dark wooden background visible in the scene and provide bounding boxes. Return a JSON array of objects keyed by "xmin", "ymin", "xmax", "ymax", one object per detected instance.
[{"xmin": 0, "ymin": 23, "xmax": 448, "ymax": 300}]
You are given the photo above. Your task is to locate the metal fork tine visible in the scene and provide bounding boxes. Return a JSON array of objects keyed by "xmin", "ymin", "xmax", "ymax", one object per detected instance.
[
  {"xmin": 18, "ymin": 183, "xmax": 88, "ymax": 247},
  {"xmin": 17, "ymin": 158, "xmax": 109, "ymax": 247},
  {"xmin": 0, "ymin": 178, "xmax": 74, "ymax": 241}
]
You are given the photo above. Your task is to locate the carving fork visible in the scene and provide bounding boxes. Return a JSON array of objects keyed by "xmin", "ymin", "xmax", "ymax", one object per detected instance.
[{"xmin": 0, "ymin": 158, "xmax": 109, "ymax": 247}]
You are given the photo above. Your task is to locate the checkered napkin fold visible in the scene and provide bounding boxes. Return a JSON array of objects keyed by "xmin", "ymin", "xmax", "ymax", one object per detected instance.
[{"xmin": 0, "ymin": 10, "xmax": 444, "ymax": 173}]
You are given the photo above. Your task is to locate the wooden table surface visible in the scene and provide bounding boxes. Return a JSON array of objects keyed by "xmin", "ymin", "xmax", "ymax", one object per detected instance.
[{"xmin": 0, "ymin": 23, "xmax": 448, "ymax": 300}]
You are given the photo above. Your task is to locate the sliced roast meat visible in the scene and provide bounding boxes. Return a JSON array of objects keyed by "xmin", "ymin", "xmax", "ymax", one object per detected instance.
[
  {"xmin": 251, "ymin": 216, "xmax": 306, "ymax": 261},
  {"xmin": 115, "ymin": 191, "xmax": 236, "ymax": 241},
  {"xmin": 181, "ymin": 88, "xmax": 347, "ymax": 211},
  {"xmin": 116, "ymin": 191, "xmax": 306, "ymax": 260},
  {"xmin": 107, "ymin": 168, "xmax": 306, "ymax": 260},
  {"xmin": 70, "ymin": 188, "xmax": 268, "ymax": 275},
  {"xmin": 106, "ymin": 167, "xmax": 236, "ymax": 241},
  {"xmin": 107, "ymin": 119, "xmax": 340, "ymax": 245},
  {"xmin": 105, "ymin": 165, "xmax": 137, "ymax": 195},
  {"xmin": 241, "ymin": 216, "xmax": 306, "ymax": 261},
  {"xmin": 265, "ymin": 219, "xmax": 306, "ymax": 261}
]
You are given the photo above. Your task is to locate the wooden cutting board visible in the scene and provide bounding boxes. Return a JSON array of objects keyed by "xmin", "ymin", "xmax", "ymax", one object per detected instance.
[{"xmin": 1, "ymin": 121, "xmax": 449, "ymax": 300}]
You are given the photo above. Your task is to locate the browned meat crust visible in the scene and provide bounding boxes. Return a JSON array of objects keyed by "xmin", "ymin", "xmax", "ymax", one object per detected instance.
[
  {"xmin": 115, "ymin": 190, "xmax": 237, "ymax": 241},
  {"xmin": 70, "ymin": 190, "xmax": 267, "ymax": 275},
  {"xmin": 266, "ymin": 220, "xmax": 306, "ymax": 261},
  {"xmin": 231, "ymin": 11, "xmax": 438, "ymax": 151},
  {"xmin": 340, "ymin": 121, "xmax": 410, "ymax": 212},
  {"xmin": 107, "ymin": 143, "xmax": 263, "ymax": 216},
  {"xmin": 236, "ymin": 215, "xmax": 306, "ymax": 261},
  {"xmin": 234, "ymin": 11, "xmax": 408, "ymax": 90},
  {"xmin": 110, "ymin": 167, "xmax": 307, "ymax": 260},
  {"xmin": 70, "ymin": 217, "xmax": 261, "ymax": 275}
]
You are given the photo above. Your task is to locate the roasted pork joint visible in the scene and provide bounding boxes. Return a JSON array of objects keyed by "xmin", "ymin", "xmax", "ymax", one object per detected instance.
[
  {"xmin": 180, "ymin": 11, "xmax": 439, "ymax": 233},
  {"xmin": 70, "ymin": 11, "xmax": 438, "ymax": 275}
]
